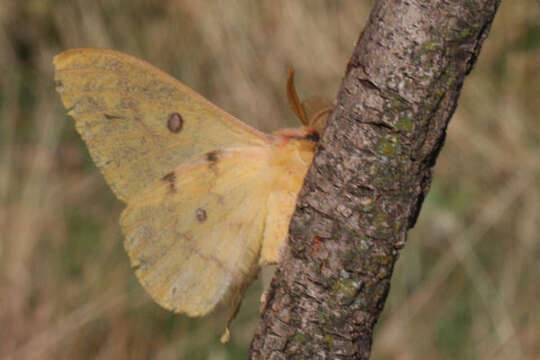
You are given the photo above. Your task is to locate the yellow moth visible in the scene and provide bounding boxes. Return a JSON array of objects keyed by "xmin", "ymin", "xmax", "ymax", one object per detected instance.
[{"xmin": 54, "ymin": 48, "xmax": 332, "ymax": 342}]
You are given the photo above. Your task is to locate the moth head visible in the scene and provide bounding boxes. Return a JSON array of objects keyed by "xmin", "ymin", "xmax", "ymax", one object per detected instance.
[{"xmin": 286, "ymin": 67, "xmax": 334, "ymax": 138}]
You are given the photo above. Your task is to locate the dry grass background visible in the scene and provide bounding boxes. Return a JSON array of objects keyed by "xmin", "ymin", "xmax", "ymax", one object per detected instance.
[{"xmin": 0, "ymin": 1, "xmax": 538, "ymax": 359}]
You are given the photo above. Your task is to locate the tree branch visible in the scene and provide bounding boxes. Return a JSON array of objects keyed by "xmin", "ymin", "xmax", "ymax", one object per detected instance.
[{"xmin": 250, "ymin": 1, "xmax": 501, "ymax": 359}]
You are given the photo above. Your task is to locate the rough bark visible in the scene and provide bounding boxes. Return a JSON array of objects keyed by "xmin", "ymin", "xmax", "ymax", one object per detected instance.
[{"xmin": 250, "ymin": 1, "xmax": 501, "ymax": 359}]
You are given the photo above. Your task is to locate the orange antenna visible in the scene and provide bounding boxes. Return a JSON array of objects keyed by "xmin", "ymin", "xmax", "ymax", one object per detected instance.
[{"xmin": 286, "ymin": 67, "xmax": 309, "ymax": 126}]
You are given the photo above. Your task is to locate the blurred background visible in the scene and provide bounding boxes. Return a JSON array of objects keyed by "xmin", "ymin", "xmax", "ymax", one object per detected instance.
[{"xmin": 0, "ymin": 1, "xmax": 538, "ymax": 359}]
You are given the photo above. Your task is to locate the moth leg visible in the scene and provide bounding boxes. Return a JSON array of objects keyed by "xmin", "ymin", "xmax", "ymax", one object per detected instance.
[{"xmin": 220, "ymin": 267, "xmax": 260, "ymax": 343}]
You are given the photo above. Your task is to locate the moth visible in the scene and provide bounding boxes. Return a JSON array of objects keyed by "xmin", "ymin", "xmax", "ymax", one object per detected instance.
[{"xmin": 54, "ymin": 48, "xmax": 332, "ymax": 342}]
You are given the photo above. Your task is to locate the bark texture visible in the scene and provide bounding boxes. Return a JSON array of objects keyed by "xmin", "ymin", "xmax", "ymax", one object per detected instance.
[{"xmin": 250, "ymin": 1, "xmax": 501, "ymax": 359}]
